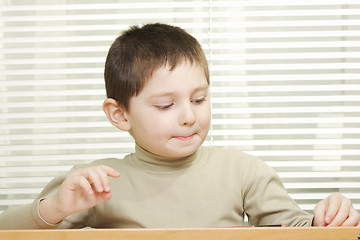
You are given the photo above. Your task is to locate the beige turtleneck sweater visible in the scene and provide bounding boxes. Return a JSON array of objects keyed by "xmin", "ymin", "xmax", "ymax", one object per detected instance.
[{"xmin": 0, "ymin": 145, "xmax": 313, "ymax": 229}]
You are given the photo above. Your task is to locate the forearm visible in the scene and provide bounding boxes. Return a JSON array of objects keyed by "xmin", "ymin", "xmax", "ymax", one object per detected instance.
[
  {"xmin": 0, "ymin": 199, "xmax": 60, "ymax": 230},
  {"xmin": 244, "ymin": 158, "xmax": 313, "ymax": 227}
]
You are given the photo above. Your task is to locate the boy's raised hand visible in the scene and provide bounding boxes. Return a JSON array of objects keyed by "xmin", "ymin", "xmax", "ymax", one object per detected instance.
[
  {"xmin": 313, "ymin": 192, "xmax": 360, "ymax": 226},
  {"xmin": 39, "ymin": 165, "xmax": 120, "ymax": 225}
]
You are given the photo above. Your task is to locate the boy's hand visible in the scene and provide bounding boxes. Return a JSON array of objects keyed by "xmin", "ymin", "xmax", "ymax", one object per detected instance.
[
  {"xmin": 313, "ymin": 192, "xmax": 360, "ymax": 226},
  {"xmin": 39, "ymin": 165, "xmax": 120, "ymax": 225}
]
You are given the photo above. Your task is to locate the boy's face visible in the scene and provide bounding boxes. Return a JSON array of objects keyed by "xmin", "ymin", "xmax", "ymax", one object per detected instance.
[{"xmin": 126, "ymin": 60, "xmax": 211, "ymax": 158}]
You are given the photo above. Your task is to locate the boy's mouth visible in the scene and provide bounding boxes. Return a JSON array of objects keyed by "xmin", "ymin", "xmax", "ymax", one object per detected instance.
[{"xmin": 173, "ymin": 133, "xmax": 197, "ymax": 140}]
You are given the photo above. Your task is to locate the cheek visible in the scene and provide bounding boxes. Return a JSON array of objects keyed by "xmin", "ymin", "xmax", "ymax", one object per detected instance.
[
  {"xmin": 198, "ymin": 106, "xmax": 211, "ymax": 129},
  {"xmin": 147, "ymin": 117, "xmax": 173, "ymax": 135},
  {"xmin": 201, "ymin": 115, "xmax": 211, "ymax": 129},
  {"xmin": 204, "ymin": 102, "xmax": 212, "ymax": 120}
]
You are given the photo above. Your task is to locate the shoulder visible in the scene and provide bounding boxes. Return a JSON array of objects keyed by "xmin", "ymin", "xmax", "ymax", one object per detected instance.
[
  {"xmin": 201, "ymin": 146, "xmax": 275, "ymax": 175},
  {"xmin": 73, "ymin": 154, "xmax": 132, "ymax": 171},
  {"xmin": 90, "ymin": 157, "xmax": 125, "ymax": 167},
  {"xmin": 202, "ymin": 146, "xmax": 263, "ymax": 165}
]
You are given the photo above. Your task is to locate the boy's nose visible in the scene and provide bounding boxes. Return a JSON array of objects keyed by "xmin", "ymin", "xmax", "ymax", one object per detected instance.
[{"xmin": 179, "ymin": 102, "xmax": 196, "ymax": 126}]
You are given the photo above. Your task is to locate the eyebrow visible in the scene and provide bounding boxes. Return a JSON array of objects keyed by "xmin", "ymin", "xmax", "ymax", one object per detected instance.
[
  {"xmin": 149, "ymin": 84, "xmax": 209, "ymax": 99},
  {"xmin": 191, "ymin": 85, "xmax": 209, "ymax": 95}
]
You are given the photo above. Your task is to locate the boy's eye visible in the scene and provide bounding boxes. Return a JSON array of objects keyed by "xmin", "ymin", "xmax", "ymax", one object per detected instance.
[
  {"xmin": 155, "ymin": 103, "xmax": 174, "ymax": 110},
  {"xmin": 192, "ymin": 96, "xmax": 206, "ymax": 104}
]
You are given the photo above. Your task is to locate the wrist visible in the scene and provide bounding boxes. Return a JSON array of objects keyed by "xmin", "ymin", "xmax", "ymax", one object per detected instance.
[{"xmin": 39, "ymin": 197, "xmax": 66, "ymax": 225}]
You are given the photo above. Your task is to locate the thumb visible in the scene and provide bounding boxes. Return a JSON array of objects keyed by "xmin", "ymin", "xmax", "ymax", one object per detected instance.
[
  {"xmin": 313, "ymin": 198, "xmax": 329, "ymax": 226},
  {"xmin": 324, "ymin": 193, "xmax": 342, "ymax": 225}
]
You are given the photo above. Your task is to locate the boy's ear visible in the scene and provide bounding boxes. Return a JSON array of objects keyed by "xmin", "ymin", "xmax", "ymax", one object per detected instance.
[{"xmin": 103, "ymin": 98, "xmax": 131, "ymax": 131}]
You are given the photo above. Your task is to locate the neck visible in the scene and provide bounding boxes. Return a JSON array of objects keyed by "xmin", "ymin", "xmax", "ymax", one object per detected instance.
[{"xmin": 130, "ymin": 144, "xmax": 202, "ymax": 173}]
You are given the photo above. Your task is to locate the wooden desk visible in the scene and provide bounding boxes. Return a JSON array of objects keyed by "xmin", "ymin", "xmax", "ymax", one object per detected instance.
[{"xmin": 0, "ymin": 227, "xmax": 359, "ymax": 240}]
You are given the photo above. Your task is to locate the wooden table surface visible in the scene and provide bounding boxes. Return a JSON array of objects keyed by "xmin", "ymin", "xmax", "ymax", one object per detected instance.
[{"xmin": 0, "ymin": 227, "xmax": 359, "ymax": 240}]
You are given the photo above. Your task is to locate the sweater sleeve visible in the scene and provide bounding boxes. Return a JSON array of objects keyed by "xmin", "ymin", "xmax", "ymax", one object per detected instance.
[
  {"xmin": 0, "ymin": 173, "xmax": 67, "ymax": 230},
  {"xmin": 242, "ymin": 157, "xmax": 314, "ymax": 227},
  {"xmin": 0, "ymin": 199, "xmax": 62, "ymax": 230},
  {"xmin": 0, "ymin": 166, "xmax": 92, "ymax": 230}
]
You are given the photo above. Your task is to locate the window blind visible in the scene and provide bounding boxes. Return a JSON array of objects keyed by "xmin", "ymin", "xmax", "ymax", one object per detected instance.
[{"xmin": 1, "ymin": 0, "xmax": 359, "ymax": 216}]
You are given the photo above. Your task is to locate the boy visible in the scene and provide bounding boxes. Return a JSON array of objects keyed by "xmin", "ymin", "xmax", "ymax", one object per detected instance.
[{"xmin": 0, "ymin": 23, "xmax": 359, "ymax": 229}]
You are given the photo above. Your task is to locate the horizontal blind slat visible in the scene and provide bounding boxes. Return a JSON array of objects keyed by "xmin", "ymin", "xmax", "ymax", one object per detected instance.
[{"xmin": 1, "ymin": 0, "xmax": 360, "ymax": 215}]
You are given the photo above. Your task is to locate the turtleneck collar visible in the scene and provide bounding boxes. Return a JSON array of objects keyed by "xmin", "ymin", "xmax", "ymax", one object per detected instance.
[{"xmin": 127, "ymin": 144, "xmax": 203, "ymax": 174}]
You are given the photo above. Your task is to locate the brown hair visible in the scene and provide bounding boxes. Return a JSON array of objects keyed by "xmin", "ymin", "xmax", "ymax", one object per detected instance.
[{"xmin": 104, "ymin": 23, "xmax": 209, "ymax": 111}]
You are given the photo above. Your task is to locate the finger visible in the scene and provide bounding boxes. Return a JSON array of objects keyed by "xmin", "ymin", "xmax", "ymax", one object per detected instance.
[
  {"xmin": 327, "ymin": 196, "xmax": 352, "ymax": 226},
  {"xmin": 94, "ymin": 167, "xmax": 112, "ymax": 192},
  {"xmin": 86, "ymin": 167, "xmax": 106, "ymax": 192},
  {"xmin": 323, "ymin": 193, "xmax": 342, "ymax": 225},
  {"xmin": 100, "ymin": 165, "xmax": 120, "ymax": 178},
  {"xmin": 64, "ymin": 172, "xmax": 93, "ymax": 194},
  {"xmin": 75, "ymin": 175, "xmax": 94, "ymax": 195},
  {"xmin": 339, "ymin": 207, "xmax": 360, "ymax": 227},
  {"xmin": 87, "ymin": 166, "xmax": 119, "ymax": 193},
  {"xmin": 95, "ymin": 189, "xmax": 113, "ymax": 203},
  {"xmin": 99, "ymin": 165, "xmax": 120, "ymax": 192},
  {"xmin": 313, "ymin": 199, "xmax": 328, "ymax": 226}
]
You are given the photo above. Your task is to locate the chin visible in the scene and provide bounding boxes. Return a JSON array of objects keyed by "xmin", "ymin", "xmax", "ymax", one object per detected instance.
[
  {"xmin": 173, "ymin": 146, "xmax": 200, "ymax": 158},
  {"xmin": 157, "ymin": 138, "xmax": 204, "ymax": 158}
]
